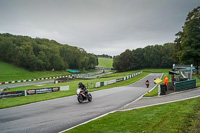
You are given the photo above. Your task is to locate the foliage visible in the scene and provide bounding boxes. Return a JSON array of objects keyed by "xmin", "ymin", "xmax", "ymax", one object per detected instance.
[
  {"xmin": 173, "ymin": 6, "xmax": 200, "ymax": 72},
  {"xmin": 0, "ymin": 33, "xmax": 98, "ymax": 71},
  {"xmin": 97, "ymin": 54, "xmax": 112, "ymax": 58},
  {"xmin": 113, "ymin": 44, "xmax": 177, "ymax": 72}
]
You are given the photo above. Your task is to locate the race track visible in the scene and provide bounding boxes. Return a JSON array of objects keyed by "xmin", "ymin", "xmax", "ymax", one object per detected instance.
[{"xmin": 0, "ymin": 73, "xmax": 162, "ymax": 133}]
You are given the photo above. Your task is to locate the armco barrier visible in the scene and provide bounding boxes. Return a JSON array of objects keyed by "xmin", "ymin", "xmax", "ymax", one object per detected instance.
[
  {"xmin": 95, "ymin": 71, "xmax": 142, "ymax": 88},
  {"xmin": 108, "ymin": 80, "xmax": 116, "ymax": 85},
  {"xmin": 175, "ymin": 79, "xmax": 196, "ymax": 91},
  {"xmin": 104, "ymin": 81, "xmax": 108, "ymax": 86},
  {"xmin": 100, "ymin": 82, "xmax": 104, "ymax": 87},
  {"xmin": 0, "ymin": 75, "xmax": 72, "ymax": 85}
]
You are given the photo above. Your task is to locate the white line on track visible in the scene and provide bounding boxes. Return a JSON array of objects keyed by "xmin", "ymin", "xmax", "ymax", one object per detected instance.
[{"xmin": 119, "ymin": 95, "xmax": 200, "ymax": 112}]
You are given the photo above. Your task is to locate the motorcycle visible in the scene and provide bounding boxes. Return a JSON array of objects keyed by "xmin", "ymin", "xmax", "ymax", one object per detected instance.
[
  {"xmin": 76, "ymin": 88, "xmax": 92, "ymax": 103},
  {"xmin": 146, "ymin": 82, "xmax": 149, "ymax": 88}
]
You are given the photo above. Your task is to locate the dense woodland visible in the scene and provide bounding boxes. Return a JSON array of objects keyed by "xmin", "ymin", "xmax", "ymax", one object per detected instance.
[
  {"xmin": 113, "ymin": 43, "xmax": 177, "ymax": 71},
  {"xmin": 113, "ymin": 6, "xmax": 200, "ymax": 72},
  {"xmin": 0, "ymin": 33, "xmax": 98, "ymax": 71}
]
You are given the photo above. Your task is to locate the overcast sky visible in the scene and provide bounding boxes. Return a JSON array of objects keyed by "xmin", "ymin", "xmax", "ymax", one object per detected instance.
[{"xmin": 0, "ymin": 0, "xmax": 199, "ymax": 56}]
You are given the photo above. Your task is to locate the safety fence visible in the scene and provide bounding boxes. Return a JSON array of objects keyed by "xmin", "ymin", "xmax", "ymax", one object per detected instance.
[
  {"xmin": 0, "ymin": 72, "xmax": 111, "ymax": 85},
  {"xmin": 0, "ymin": 75, "xmax": 75, "ymax": 85},
  {"xmin": 0, "ymin": 86, "xmax": 69, "ymax": 99},
  {"xmin": 86, "ymin": 71, "xmax": 143, "ymax": 89}
]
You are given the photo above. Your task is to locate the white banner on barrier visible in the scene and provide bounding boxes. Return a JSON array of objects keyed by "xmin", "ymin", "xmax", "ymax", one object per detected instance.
[
  {"xmin": 108, "ymin": 80, "xmax": 116, "ymax": 85},
  {"xmin": 60, "ymin": 86, "xmax": 69, "ymax": 91},
  {"xmin": 104, "ymin": 81, "xmax": 108, "ymax": 86},
  {"xmin": 96, "ymin": 82, "xmax": 100, "ymax": 88}
]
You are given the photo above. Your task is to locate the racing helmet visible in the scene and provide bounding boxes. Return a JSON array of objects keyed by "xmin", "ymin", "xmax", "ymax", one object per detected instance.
[{"xmin": 79, "ymin": 82, "xmax": 82, "ymax": 86}]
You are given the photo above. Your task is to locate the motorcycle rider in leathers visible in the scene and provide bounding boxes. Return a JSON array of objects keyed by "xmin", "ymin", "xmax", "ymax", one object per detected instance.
[{"xmin": 78, "ymin": 82, "xmax": 88, "ymax": 97}]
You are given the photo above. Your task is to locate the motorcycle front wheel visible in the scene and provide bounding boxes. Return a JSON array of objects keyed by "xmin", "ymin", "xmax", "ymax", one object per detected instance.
[
  {"xmin": 88, "ymin": 94, "xmax": 92, "ymax": 102},
  {"xmin": 78, "ymin": 95, "xmax": 83, "ymax": 103}
]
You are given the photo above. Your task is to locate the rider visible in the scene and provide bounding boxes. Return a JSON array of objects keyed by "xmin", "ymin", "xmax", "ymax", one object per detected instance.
[
  {"xmin": 78, "ymin": 82, "xmax": 88, "ymax": 97},
  {"xmin": 145, "ymin": 80, "xmax": 149, "ymax": 86}
]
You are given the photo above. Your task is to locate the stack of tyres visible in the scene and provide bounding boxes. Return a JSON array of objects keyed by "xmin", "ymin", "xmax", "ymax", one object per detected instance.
[{"xmin": 160, "ymin": 84, "xmax": 166, "ymax": 95}]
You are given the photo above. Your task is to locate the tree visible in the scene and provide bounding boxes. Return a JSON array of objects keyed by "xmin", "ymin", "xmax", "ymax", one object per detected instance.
[
  {"xmin": 174, "ymin": 6, "xmax": 200, "ymax": 73},
  {"xmin": 113, "ymin": 55, "xmax": 120, "ymax": 70},
  {"xmin": 131, "ymin": 48, "xmax": 145, "ymax": 69},
  {"xmin": 115, "ymin": 49, "xmax": 132, "ymax": 72}
]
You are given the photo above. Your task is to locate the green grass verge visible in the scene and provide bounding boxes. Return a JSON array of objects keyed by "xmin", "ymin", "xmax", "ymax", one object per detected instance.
[
  {"xmin": 66, "ymin": 97, "xmax": 200, "ymax": 133},
  {"xmin": 0, "ymin": 61, "xmax": 71, "ymax": 82},
  {"xmin": 0, "ymin": 70, "xmax": 148, "ymax": 109},
  {"xmin": 144, "ymin": 85, "xmax": 159, "ymax": 97},
  {"xmin": 98, "ymin": 57, "xmax": 113, "ymax": 68}
]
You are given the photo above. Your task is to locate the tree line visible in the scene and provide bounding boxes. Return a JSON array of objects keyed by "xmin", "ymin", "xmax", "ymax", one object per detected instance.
[
  {"xmin": 0, "ymin": 33, "xmax": 98, "ymax": 71},
  {"xmin": 113, "ymin": 6, "xmax": 200, "ymax": 72},
  {"xmin": 97, "ymin": 54, "xmax": 112, "ymax": 58},
  {"xmin": 113, "ymin": 43, "xmax": 177, "ymax": 71}
]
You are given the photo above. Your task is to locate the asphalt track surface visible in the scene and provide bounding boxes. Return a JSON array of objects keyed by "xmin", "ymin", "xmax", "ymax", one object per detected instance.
[{"xmin": 0, "ymin": 73, "xmax": 162, "ymax": 133}]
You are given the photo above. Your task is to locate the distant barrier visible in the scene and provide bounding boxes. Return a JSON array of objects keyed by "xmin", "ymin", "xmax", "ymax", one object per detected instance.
[
  {"xmin": 95, "ymin": 71, "xmax": 142, "ymax": 88},
  {"xmin": 0, "ymin": 75, "xmax": 73, "ymax": 85}
]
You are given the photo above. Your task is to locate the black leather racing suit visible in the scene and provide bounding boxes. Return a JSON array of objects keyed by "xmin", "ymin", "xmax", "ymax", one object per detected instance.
[{"xmin": 79, "ymin": 84, "xmax": 88, "ymax": 96}]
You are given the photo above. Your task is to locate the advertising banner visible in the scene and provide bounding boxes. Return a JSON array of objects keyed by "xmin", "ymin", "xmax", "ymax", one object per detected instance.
[
  {"xmin": 52, "ymin": 87, "xmax": 60, "ymax": 92},
  {"xmin": 35, "ymin": 88, "xmax": 52, "ymax": 94},
  {"xmin": 0, "ymin": 91, "xmax": 25, "ymax": 99},
  {"xmin": 26, "ymin": 87, "xmax": 60, "ymax": 95}
]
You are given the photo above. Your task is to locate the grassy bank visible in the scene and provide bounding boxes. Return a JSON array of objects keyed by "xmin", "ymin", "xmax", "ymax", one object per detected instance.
[
  {"xmin": 66, "ymin": 97, "xmax": 200, "ymax": 133},
  {"xmin": 0, "ymin": 61, "xmax": 71, "ymax": 82},
  {"xmin": 98, "ymin": 57, "xmax": 113, "ymax": 68}
]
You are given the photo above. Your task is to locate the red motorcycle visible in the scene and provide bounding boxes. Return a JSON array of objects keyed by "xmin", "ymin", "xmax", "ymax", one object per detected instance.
[{"xmin": 146, "ymin": 81, "xmax": 149, "ymax": 88}]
